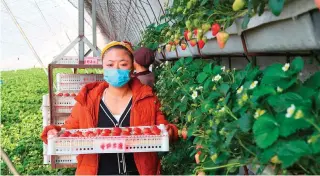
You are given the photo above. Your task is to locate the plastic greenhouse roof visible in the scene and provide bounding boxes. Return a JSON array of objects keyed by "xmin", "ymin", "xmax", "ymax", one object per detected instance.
[{"xmin": 69, "ymin": 0, "xmax": 167, "ymax": 45}]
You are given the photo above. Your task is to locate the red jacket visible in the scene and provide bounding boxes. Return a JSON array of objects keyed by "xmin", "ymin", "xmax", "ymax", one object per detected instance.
[{"xmin": 41, "ymin": 78, "xmax": 178, "ymax": 175}]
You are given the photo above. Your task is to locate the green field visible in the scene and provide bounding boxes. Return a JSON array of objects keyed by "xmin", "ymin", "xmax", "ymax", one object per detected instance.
[{"xmin": 0, "ymin": 69, "xmax": 75, "ymax": 175}]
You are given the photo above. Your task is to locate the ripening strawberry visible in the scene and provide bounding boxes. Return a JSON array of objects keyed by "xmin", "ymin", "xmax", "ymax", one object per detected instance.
[
  {"xmin": 189, "ymin": 39, "xmax": 197, "ymax": 47},
  {"xmin": 181, "ymin": 127, "xmax": 188, "ymax": 140},
  {"xmin": 198, "ymin": 36, "xmax": 207, "ymax": 49},
  {"xmin": 181, "ymin": 43, "xmax": 187, "ymax": 50},
  {"xmin": 216, "ymin": 31, "xmax": 229, "ymax": 49},
  {"xmin": 195, "ymin": 151, "xmax": 201, "ymax": 164},
  {"xmin": 166, "ymin": 44, "xmax": 172, "ymax": 52},
  {"xmin": 232, "ymin": 0, "xmax": 245, "ymax": 11}
]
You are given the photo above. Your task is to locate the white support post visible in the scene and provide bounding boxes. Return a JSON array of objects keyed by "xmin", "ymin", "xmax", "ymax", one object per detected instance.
[
  {"xmin": 92, "ymin": 0, "xmax": 97, "ymax": 56},
  {"xmin": 79, "ymin": 0, "xmax": 85, "ymax": 61}
]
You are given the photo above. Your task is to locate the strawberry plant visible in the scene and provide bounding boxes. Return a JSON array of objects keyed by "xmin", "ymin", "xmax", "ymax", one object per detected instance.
[
  {"xmin": 155, "ymin": 57, "xmax": 320, "ymax": 175},
  {"xmin": 139, "ymin": 0, "xmax": 292, "ymax": 50},
  {"xmin": 0, "ymin": 69, "xmax": 75, "ymax": 175}
]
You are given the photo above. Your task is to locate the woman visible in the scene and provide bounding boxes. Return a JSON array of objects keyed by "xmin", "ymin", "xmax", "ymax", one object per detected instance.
[
  {"xmin": 133, "ymin": 47, "xmax": 155, "ymax": 87},
  {"xmin": 41, "ymin": 41, "xmax": 178, "ymax": 175}
]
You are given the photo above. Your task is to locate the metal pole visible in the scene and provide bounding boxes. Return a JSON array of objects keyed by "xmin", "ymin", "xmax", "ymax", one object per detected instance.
[
  {"xmin": 79, "ymin": 0, "xmax": 85, "ymax": 61},
  {"xmin": 92, "ymin": 0, "xmax": 97, "ymax": 56},
  {"xmin": 0, "ymin": 148, "xmax": 20, "ymax": 176},
  {"xmin": 2, "ymin": 0, "xmax": 48, "ymax": 75}
]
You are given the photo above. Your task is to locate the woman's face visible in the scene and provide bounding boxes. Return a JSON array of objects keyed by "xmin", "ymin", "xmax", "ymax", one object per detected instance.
[{"xmin": 102, "ymin": 48, "xmax": 133, "ymax": 70}]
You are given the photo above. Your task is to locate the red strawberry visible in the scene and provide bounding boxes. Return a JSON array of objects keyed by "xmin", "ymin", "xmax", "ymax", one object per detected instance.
[
  {"xmin": 190, "ymin": 39, "xmax": 197, "ymax": 47},
  {"xmin": 70, "ymin": 133, "xmax": 79, "ymax": 137},
  {"xmin": 88, "ymin": 133, "xmax": 96, "ymax": 137},
  {"xmin": 315, "ymin": 0, "xmax": 320, "ymax": 9},
  {"xmin": 144, "ymin": 132, "xmax": 154, "ymax": 136},
  {"xmin": 193, "ymin": 29, "xmax": 198, "ymax": 36},
  {"xmin": 100, "ymin": 132, "xmax": 110, "ymax": 136},
  {"xmin": 181, "ymin": 127, "xmax": 188, "ymax": 140},
  {"xmin": 113, "ymin": 127, "xmax": 122, "ymax": 134},
  {"xmin": 166, "ymin": 44, "xmax": 172, "ymax": 52},
  {"xmin": 83, "ymin": 131, "xmax": 94, "ymax": 137},
  {"xmin": 57, "ymin": 93, "xmax": 63, "ymax": 96},
  {"xmin": 216, "ymin": 31, "xmax": 229, "ymax": 49},
  {"xmin": 64, "ymin": 93, "xmax": 70, "ymax": 97},
  {"xmin": 61, "ymin": 131, "xmax": 71, "ymax": 137},
  {"xmin": 111, "ymin": 132, "xmax": 120, "ymax": 136},
  {"xmin": 95, "ymin": 129, "xmax": 102, "ymax": 135},
  {"xmin": 198, "ymin": 40, "xmax": 205, "ymax": 49},
  {"xmin": 168, "ymin": 41, "xmax": 174, "ymax": 45},
  {"xmin": 103, "ymin": 129, "xmax": 111, "ymax": 134},
  {"xmin": 184, "ymin": 30, "xmax": 189, "ymax": 40},
  {"xmin": 187, "ymin": 31, "xmax": 192, "ymax": 41},
  {"xmin": 134, "ymin": 127, "xmax": 142, "ymax": 134},
  {"xmin": 195, "ymin": 151, "xmax": 201, "ymax": 164},
  {"xmin": 123, "ymin": 128, "xmax": 132, "ymax": 133},
  {"xmin": 100, "ymin": 143, "xmax": 105, "ymax": 150},
  {"xmin": 151, "ymin": 126, "xmax": 161, "ymax": 135},
  {"xmin": 211, "ymin": 23, "xmax": 220, "ymax": 36},
  {"xmin": 121, "ymin": 131, "xmax": 131, "ymax": 136},
  {"xmin": 75, "ymin": 131, "xmax": 83, "ymax": 136},
  {"xmin": 143, "ymin": 128, "xmax": 152, "ymax": 134},
  {"xmin": 181, "ymin": 43, "xmax": 187, "ymax": 50},
  {"xmin": 71, "ymin": 93, "xmax": 77, "ymax": 97},
  {"xmin": 60, "ymin": 133, "xmax": 69, "ymax": 137}
]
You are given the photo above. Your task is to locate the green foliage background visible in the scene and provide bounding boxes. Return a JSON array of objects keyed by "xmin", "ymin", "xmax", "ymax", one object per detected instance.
[{"xmin": 0, "ymin": 69, "xmax": 75, "ymax": 175}]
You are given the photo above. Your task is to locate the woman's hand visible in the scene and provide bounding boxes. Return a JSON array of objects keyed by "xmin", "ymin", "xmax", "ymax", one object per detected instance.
[{"xmin": 40, "ymin": 125, "xmax": 61, "ymax": 144}]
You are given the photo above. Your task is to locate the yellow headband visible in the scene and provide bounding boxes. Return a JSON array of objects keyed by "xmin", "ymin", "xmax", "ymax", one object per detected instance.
[{"xmin": 101, "ymin": 41, "xmax": 134, "ymax": 57}]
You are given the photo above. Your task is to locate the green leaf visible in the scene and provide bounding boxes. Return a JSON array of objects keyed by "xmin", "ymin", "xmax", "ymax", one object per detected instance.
[
  {"xmin": 304, "ymin": 71, "xmax": 320, "ymax": 89},
  {"xmin": 185, "ymin": 57, "xmax": 193, "ymax": 64},
  {"xmin": 219, "ymin": 83, "xmax": 230, "ymax": 96},
  {"xmin": 296, "ymin": 86, "xmax": 316, "ymax": 99},
  {"xmin": 197, "ymin": 72, "xmax": 208, "ymax": 83},
  {"xmin": 208, "ymin": 92, "xmax": 221, "ymax": 100},
  {"xmin": 259, "ymin": 147, "xmax": 277, "ymax": 163},
  {"xmin": 200, "ymin": 0, "xmax": 209, "ymax": 6},
  {"xmin": 253, "ymin": 114, "xmax": 279, "ymax": 148},
  {"xmin": 291, "ymin": 57, "xmax": 304, "ymax": 73},
  {"xmin": 315, "ymin": 92, "xmax": 320, "ymax": 112},
  {"xmin": 252, "ymin": 86, "xmax": 276, "ymax": 102},
  {"xmin": 242, "ymin": 14, "xmax": 250, "ymax": 29},
  {"xmin": 203, "ymin": 63, "xmax": 213, "ymax": 73},
  {"xmin": 262, "ymin": 64, "xmax": 288, "ymax": 84},
  {"xmin": 238, "ymin": 113, "xmax": 253, "ymax": 132},
  {"xmin": 224, "ymin": 129, "xmax": 237, "ymax": 147},
  {"xmin": 310, "ymin": 133, "xmax": 320, "ymax": 154},
  {"xmin": 267, "ymin": 93, "xmax": 304, "ymax": 112},
  {"xmin": 268, "ymin": 0, "xmax": 285, "ymax": 16},
  {"xmin": 155, "ymin": 22, "xmax": 169, "ymax": 32},
  {"xmin": 276, "ymin": 114, "xmax": 311, "ymax": 137},
  {"xmin": 277, "ymin": 140, "xmax": 311, "ymax": 168}
]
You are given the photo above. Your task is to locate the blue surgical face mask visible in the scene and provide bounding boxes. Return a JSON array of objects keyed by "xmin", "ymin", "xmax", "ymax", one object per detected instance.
[{"xmin": 103, "ymin": 68, "xmax": 131, "ymax": 87}]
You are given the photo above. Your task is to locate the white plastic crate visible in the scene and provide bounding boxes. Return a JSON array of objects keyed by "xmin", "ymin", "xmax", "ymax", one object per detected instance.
[
  {"xmin": 47, "ymin": 125, "xmax": 169, "ymax": 155},
  {"xmin": 56, "ymin": 56, "xmax": 79, "ymax": 65},
  {"xmin": 43, "ymin": 144, "xmax": 77, "ymax": 164},
  {"xmin": 56, "ymin": 74, "xmax": 103, "ymax": 91}
]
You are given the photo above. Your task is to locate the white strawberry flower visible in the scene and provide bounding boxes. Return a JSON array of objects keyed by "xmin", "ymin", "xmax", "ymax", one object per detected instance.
[
  {"xmin": 196, "ymin": 86, "xmax": 203, "ymax": 90},
  {"xmin": 282, "ymin": 63, "xmax": 290, "ymax": 72},
  {"xmin": 237, "ymin": 86, "xmax": 243, "ymax": 94},
  {"xmin": 212, "ymin": 74, "xmax": 222, "ymax": 82},
  {"xmin": 249, "ymin": 81, "xmax": 258, "ymax": 89},
  {"xmin": 165, "ymin": 61, "xmax": 169, "ymax": 65},
  {"xmin": 277, "ymin": 86, "xmax": 283, "ymax": 93},
  {"xmin": 191, "ymin": 91, "xmax": 198, "ymax": 100},
  {"xmin": 221, "ymin": 66, "xmax": 226, "ymax": 72},
  {"xmin": 285, "ymin": 104, "xmax": 296, "ymax": 118},
  {"xmin": 218, "ymin": 107, "xmax": 225, "ymax": 113}
]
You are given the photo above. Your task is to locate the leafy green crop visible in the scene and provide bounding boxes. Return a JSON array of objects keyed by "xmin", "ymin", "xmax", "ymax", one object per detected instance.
[
  {"xmin": 155, "ymin": 57, "xmax": 320, "ymax": 175},
  {"xmin": 0, "ymin": 69, "xmax": 75, "ymax": 175}
]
